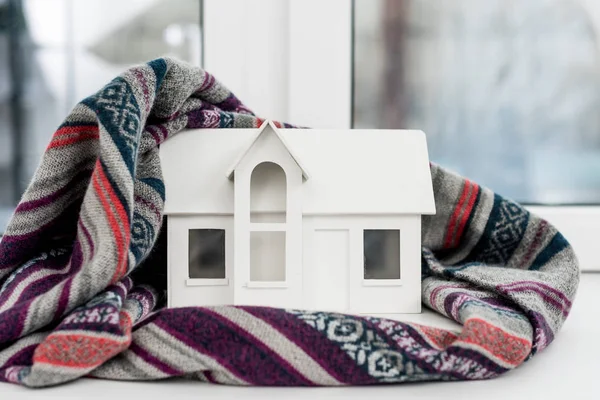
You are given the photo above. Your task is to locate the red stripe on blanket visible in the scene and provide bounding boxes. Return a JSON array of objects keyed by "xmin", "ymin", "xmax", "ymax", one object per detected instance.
[
  {"xmin": 92, "ymin": 162, "xmax": 130, "ymax": 283},
  {"xmin": 48, "ymin": 126, "xmax": 99, "ymax": 150},
  {"xmin": 457, "ymin": 318, "xmax": 531, "ymax": 367},
  {"xmin": 33, "ymin": 335, "xmax": 126, "ymax": 368},
  {"xmin": 97, "ymin": 164, "xmax": 131, "ymax": 283},
  {"xmin": 414, "ymin": 324, "xmax": 459, "ymax": 350},
  {"xmin": 48, "ymin": 133, "xmax": 99, "ymax": 150},
  {"xmin": 444, "ymin": 180, "xmax": 472, "ymax": 249},
  {"xmin": 452, "ymin": 182, "xmax": 480, "ymax": 248},
  {"xmin": 54, "ymin": 125, "xmax": 98, "ymax": 137},
  {"xmin": 33, "ymin": 313, "xmax": 132, "ymax": 369}
]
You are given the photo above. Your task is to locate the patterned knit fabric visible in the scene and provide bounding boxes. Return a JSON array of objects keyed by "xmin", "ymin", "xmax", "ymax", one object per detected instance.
[{"xmin": 0, "ymin": 59, "xmax": 579, "ymax": 387}]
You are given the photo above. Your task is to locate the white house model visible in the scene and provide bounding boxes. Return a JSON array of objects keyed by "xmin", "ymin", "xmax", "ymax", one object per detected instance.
[{"xmin": 160, "ymin": 121, "xmax": 435, "ymax": 315}]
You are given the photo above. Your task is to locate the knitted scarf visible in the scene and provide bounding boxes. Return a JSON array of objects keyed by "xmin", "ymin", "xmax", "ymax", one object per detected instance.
[{"xmin": 0, "ymin": 58, "xmax": 579, "ymax": 388}]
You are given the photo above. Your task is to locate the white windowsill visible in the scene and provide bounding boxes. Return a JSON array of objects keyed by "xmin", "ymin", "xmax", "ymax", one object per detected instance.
[
  {"xmin": 249, "ymin": 223, "xmax": 287, "ymax": 232},
  {"xmin": 362, "ymin": 279, "xmax": 403, "ymax": 287},
  {"xmin": 245, "ymin": 281, "xmax": 289, "ymax": 289},
  {"xmin": 185, "ymin": 278, "xmax": 229, "ymax": 287}
]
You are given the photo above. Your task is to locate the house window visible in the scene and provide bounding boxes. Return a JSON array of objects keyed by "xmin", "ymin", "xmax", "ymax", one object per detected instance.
[
  {"xmin": 250, "ymin": 162, "xmax": 286, "ymax": 223},
  {"xmin": 188, "ymin": 229, "xmax": 226, "ymax": 279},
  {"xmin": 364, "ymin": 230, "xmax": 401, "ymax": 279},
  {"xmin": 250, "ymin": 231, "xmax": 286, "ymax": 281}
]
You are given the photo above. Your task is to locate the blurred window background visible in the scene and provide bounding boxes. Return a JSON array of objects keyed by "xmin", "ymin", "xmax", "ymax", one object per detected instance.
[
  {"xmin": 0, "ymin": 0, "xmax": 202, "ymax": 232},
  {"xmin": 3, "ymin": 0, "xmax": 600, "ymax": 235},
  {"xmin": 354, "ymin": 0, "xmax": 600, "ymax": 205}
]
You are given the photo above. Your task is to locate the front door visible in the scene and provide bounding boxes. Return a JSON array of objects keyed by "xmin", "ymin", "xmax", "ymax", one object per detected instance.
[{"xmin": 302, "ymin": 218, "xmax": 352, "ymax": 312}]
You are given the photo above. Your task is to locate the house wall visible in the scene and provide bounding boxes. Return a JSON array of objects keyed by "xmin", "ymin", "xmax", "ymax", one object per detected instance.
[
  {"xmin": 167, "ymin": 214, "xmax": 234, "ymax": 308},
  {"xmin": 168, "ymin": 213, "xmax": 421, "ymax": 314},
  {"xmin": 302, "ymin": 214, "xmax": 422, "ymax": 314}
]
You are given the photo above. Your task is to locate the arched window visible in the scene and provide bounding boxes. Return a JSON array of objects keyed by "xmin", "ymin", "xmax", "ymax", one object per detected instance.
[
  {"xmin": 249, "ymin": 162, "xmax": 286, "ymax": 282},
  {"xmin": 250, "ymin": 162, "xmax": 287, "ymax": 223}
]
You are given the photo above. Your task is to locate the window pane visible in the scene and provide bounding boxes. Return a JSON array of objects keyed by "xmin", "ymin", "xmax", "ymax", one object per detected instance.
[
  {"xmin": 189, "ymin": 229, "xmax": 226, "ymax": 279},
  {"xmin": 251, "ymin": 162, "xmax": 286, "ymax": 223},
  {"xmin": 250, "ymin": 231, "xmax": 286, "ymax": 281},
  {"xmin": 364, "ymin": 230, "xmax": 401, "ymax": 279},
  {"xmin": 353, "ymin": 0, "xmax": 600, "ymax": 204},
  {"xmin": 0, "ymin": 0, "xmax": 202, "ymax": 234}
]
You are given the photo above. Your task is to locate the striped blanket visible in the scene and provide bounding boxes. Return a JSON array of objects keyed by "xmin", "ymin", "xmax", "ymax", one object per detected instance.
[{"xmin": 0, "ymin": 58, "xmax": 579, "ymax": 387}]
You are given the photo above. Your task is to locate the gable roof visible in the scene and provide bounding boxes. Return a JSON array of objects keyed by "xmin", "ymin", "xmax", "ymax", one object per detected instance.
[
  {"xmin": 225, "ymin": 120, "xmax": 310, "ymax": 180},
  {"xmin": 160, "ymin": 127, "xmax": 436, "ymax": 216}
]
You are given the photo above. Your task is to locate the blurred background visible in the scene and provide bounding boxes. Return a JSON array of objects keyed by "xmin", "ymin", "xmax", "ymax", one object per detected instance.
[
  {"xmin": 0, "ymin": 0, "xmax": 202, "ymax": 231},
  {"xmin": 1, "ymin": 0, "xmax": 600, "ymax": 234},
  {"xmin": 354, "ymin": 0, "xmax": 600, "ymax": 205}
]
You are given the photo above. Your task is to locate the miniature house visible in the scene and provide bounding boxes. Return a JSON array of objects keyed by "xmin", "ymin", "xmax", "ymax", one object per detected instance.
[{"xmin": 160, "ymin": 121, "xmax": 435, "ymax": 315}]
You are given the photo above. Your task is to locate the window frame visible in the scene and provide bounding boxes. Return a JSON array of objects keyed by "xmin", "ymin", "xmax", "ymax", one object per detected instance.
[
  {"xmin": 363, "ymin": 229, "xmax": 402, "ymax": 281},
  {"xmin": 188, "ymin": 228, "xmax": 227, "ymax": 281},
  {"xmin": 203, "ymin": 0, "xmax": 599, "ymax": 272},
  {"xmin": 171, "ymin": 216, "xmax": 232, "ymax": 288},
  {"xmin": 237, "ymin": 158, "xmax": 294, "ymax": 289},
  {"xmin": 360, "ymin": 226, "xmax": 404, "ymax": 288},
  {"xmin": 249, "ymin": 230, "xmax": 287, "ymax": 284},
  {"xmin": 248, "ymin": 161, "xmax": 288, "ymax": 283}
]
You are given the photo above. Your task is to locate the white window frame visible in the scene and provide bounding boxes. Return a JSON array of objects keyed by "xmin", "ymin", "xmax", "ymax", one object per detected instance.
[
  {"xmin": 247, "ymin": 161, "xmax": 288, "ymax": 287},
  {"xmin": 362, "ymin": 229, "xmax": 403, "ymax": 285},
  {"xmin": 167, "ymin": 215, "xmax": 234, "ymax": 308},
  {"xmin": 203, "ymin": 0, "xmax": 600, "ymax": 272},
  {"xmin": 181, "ymin": 220, "xmax": 231, "ymax": 287}
]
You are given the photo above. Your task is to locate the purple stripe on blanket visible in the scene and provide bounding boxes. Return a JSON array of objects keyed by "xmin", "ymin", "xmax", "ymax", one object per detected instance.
[
  {"xmin": 0, "ymin": 300, "xmax": 32, "ymax": 344},
  {"xmin": 0, "ymin": 251, "xmax": 71, "ymax": 308},
  {"xmin": 197, "ymin": 72, "xmax": 215, "ymax": 92},
  {"xmin": 528, "ymin": 310, "xmax": 555, "ymax": 353},
  {"xmin": 215, "ymin": 94, "xmax": 246, "ymax": 113},
  {"xmin": 152, "ymin": 307, "xmax": 315, "ymax": 385},
  {"xmin": 129, "ymin": 342, "xmax": 182, "ymax": 376},
  {"xmin": 54, "ymin": 278, "xmax": 72, "ymax": 319},
  {"xmin": 16, "ymin": 168, "xmax": 92, "ymax": 212},
  {"xmin": 156, "ymin": 124, "xmax": 169, "ymax": 141},
  {"xmin": 79, "ymin": 220, "xmax": 95, "ymax": 256},
  {"xmin": 443, "ymin": 292, "xmax": 523, "ymax": 321},
  {"xmin": 443, "ymin": 346, "xmax": 509, "ymax": 378},
  {"xmin": 480, "ymin": 296, "xmax": 522, "ymax": 312},
  {"xmin": 499, "ymin": 281, "xmax": 572, "ymax": 308},
  {"xmin": 146, "ymin": 126, "xmax": 162, "ymax": 146},
  {"xmin": 239, "ymin": 306, "xmax": 377, "ymax": 385},
  {"xmin": 11, "ymin": 251, "xmax": 80, "ymax": 308},
  {"xmin": 497, "ymin": 285, "xmax": 570, "ymax": 316},
  {"xmin": 0, "ymin": 344, "xmax": 38, "ymax": 370},
  {"xmin": 0, "ymin": 201, "xmax": 83, "ymax": 268}
]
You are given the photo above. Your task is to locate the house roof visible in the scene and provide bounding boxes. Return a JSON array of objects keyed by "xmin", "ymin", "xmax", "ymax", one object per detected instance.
[
  {"xmin": 160, "ymin": 124, "xmax": 436, "ymax": 215},
  {"xmin": 225, "ymin": 120, "xmax": 310, "ymax": 180}
]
